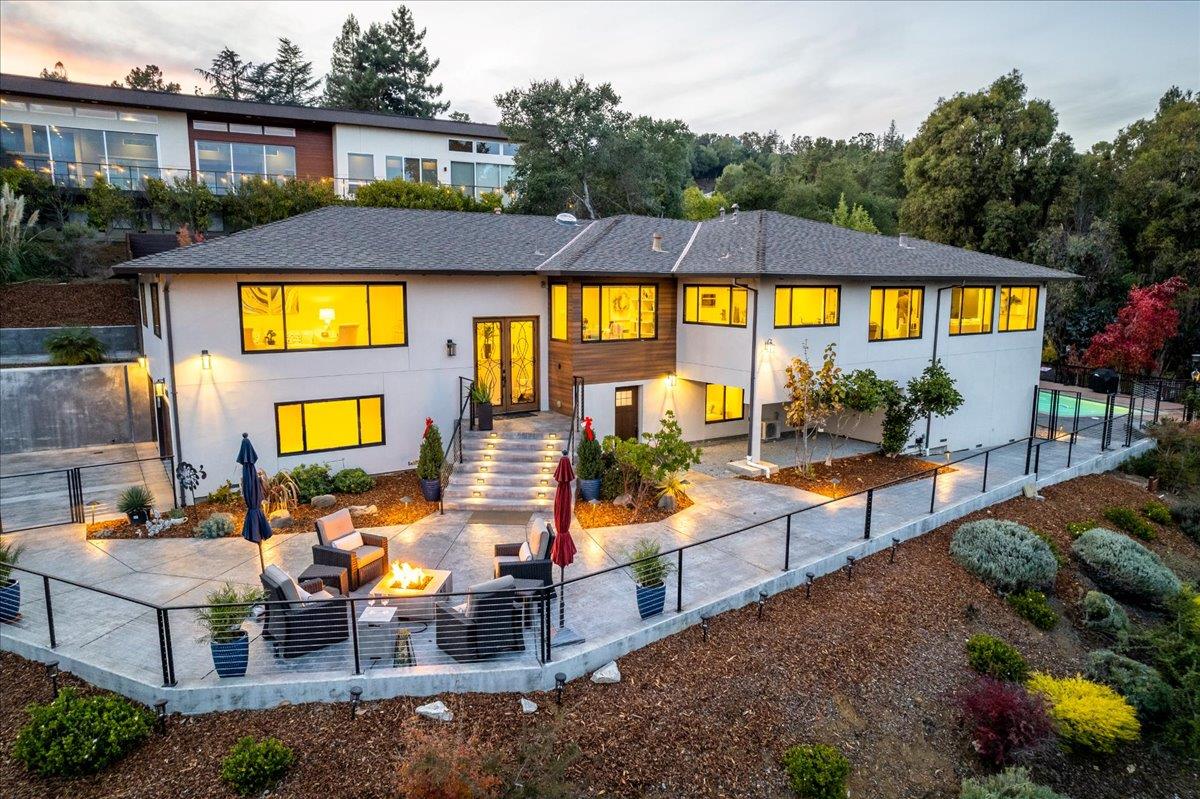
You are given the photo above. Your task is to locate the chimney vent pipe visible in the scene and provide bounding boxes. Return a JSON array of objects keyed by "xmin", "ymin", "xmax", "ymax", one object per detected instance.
[{"xmin": 651, "ymin": 232, "xmax": 664, "ymax": 252}]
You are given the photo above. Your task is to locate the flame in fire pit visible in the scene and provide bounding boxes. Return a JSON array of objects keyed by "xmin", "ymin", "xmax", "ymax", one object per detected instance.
[{"xmin": 390, "ymin": 561, "xmax": 428, "ymax": 590}]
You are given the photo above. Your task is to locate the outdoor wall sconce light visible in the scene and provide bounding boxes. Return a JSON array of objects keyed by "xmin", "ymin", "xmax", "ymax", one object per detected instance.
[
  {"xmin": 764, "ymin": 338, "xmax": 775, "ymax": 356},
  {"xmin": 446, "ymin": 338, "xmax": 457, "ymax": 357},
  {"xmin": 136, "ymin": 355, "xmax": 147, "ymax": 370},
  {"xmin": 666, "ymin": 372, "xmax": 677, "ymax": 389},
  {"xmin": 200, "ymin": 349, "xmax": 211, "ymax": 370},
  {"xmin": 154, "ymin": 378, "xmax": 167, "ymax": 398}
]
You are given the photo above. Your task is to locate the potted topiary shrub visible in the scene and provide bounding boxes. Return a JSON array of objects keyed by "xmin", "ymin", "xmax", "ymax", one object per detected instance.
[
  {"xmin": 117, "ymin": 485, "xmax": 154, "ymax": 525},
  {"xmin": 626, "ymin": 537, "xmax": 675, "ymax": 619},
  {"xmin": 417, "ymin": 418, "xmax": 445, "ymax": 502},
  {"xmin": 0, "ymin": 539, "xmax": 26, "ymax": 622},
  {"xmin": 195, "ymin": 583, "xmax": 263, "ymax": 678},
  {"xmin": 470, "ymin": 378, "xmax": 494, "ymax": 431},
  {"xmin": 577, "ymin": 419, "xmax": 603, "ymax": 501}
]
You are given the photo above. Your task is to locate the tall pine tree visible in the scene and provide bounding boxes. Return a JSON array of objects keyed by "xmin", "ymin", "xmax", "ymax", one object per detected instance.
[
  {"xmin": 196, "ymin": 48, "xmax": 254, "ymax": 100},
  {"xmin": 263, "ymin": 38, "xmax": 321, "ymax": 105},
  {"xmin": 112, "ymin": 65, "xmax": 181, "ymax": 93}
]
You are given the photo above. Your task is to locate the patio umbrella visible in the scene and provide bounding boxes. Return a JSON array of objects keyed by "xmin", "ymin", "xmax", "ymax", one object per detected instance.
[
  {"xmin": 550, "ymin": 451, "xmax": 579, "ymax": 634},
  {"xmin": 237, "ymin": 433, "xmax": 272, "ymax": 572}
]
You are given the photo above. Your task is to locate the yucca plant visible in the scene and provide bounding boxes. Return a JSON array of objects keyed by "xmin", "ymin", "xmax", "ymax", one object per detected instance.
[
  {"xmin": 260, "ymin": 469, "xmax": 299, "ymax": 515},
  {"xmin": 116, "ymin": 484, "xmax": 154, "ymax": 515},
  {"xmin": 45, "ymin": 327, "xmax": 107, "ymax": 365},
  {"xmin": 469, "ymin": 378, "xmax": 493, "ymax": 406},
  {"xmin": 0, "ymin": 538, "xmax": 24, "ymax": 583}
]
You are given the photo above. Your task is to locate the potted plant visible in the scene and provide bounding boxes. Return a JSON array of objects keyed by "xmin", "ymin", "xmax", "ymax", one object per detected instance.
[
  {"xmin": 417, "ymin": 418, "xmax": 445, "ymax": 502},
  {"xmin": 470, "ymin": 378, "xmax": 494, "ymax": 432},
  {"xmin": 117, "ymin": 485, "xmax": 154, "ymax": 525},
  {"xmin": 577, "ymin": 420, "xmax": 603, "ymax": 501},
  {"xmin": 195, "ymin": 583, "xmax": 263, "ymax": 679},
  {"xmin": 626, "ymin": 537, "xmax": 675, "ymax": 619},
  {"xmin": 0, "ymin": 539, "xmax": 26, "ymax": 622}
]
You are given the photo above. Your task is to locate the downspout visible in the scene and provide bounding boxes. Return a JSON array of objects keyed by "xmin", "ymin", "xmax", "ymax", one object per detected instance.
[
  {"xmin": 163, "ymin": 275, "xmax": 184, "ymax": 503},
  {"xmin": 923, "ymin": 283, "xmax": 958, "ymax": 453},
  {"xmin": 734, "ymin": 279, "xmax": 758, "ymax": 461}
]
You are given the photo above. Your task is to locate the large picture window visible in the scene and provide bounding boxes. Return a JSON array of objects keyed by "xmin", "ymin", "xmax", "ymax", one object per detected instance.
[
  {"xmin": 581, "ymin": 284, "xmax": 657, "ymax": 341},
  {"xmin": 705, "ymin": 384, "xmax": 745, "ymax": 423},
  {"xmin": 949, "ymin": 286, "xmax": 995, "ymax": 335},
  {"xmin": 683, "ymin": 285, "xmax": 747, "ymax": 327},
  {"xmin": 195, "ymin": 140, "xmax": 296, "ymax": 192},
  {"xmin": 239, "ymin": 282, "xmax": 407, "ymax": 352},
  {"xmin": 774, "ymin": 286, "xmax": 840, "ymax": 328},
  {"xmin": 276, "ymin": 395, "xmax": 384, "ymax": 455},
  {"xmin": 868, "ymin": 287, "xmax": 923, "ymax": 341},
  {"xmin": 998, "ymin": 286, "xmax": 1039, "ymax": 332},
  {"xmin": 550, "ymin": 284, "xmax": 567, "ymax": 341},
  {"xmin": 0, "ymin": 122, "xmax": 158, "ymax": 189}
]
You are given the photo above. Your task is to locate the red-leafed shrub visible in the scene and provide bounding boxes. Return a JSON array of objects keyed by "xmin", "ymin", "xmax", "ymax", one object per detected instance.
[{"xmin": 959, "ymin": 678, "xmax": 1054, "ymax": 765}]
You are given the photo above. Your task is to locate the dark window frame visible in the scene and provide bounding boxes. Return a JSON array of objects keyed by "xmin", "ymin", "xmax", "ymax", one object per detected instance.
[
  {"xmin": 948, "ymin": 285, "xmax": 996, "ymax": 337},
  {"xmin": 150, "ymin": 280, "xmax": 161, "ymax": 339},
  {"xmin": 997, "ymin": 284, "xmax": 1040, "ymax": 333},
  {"xmin": 682, "ymin": 284, "xmax": 749, "ymax": 328},
  {"xmin": 705, "ymin": 383, "xmax": 746, "ymax": 424},
  {"xmin": 138, "ymin": 281, "xmax": 147, "ymax": 327},
  {"xmin": 236, "ymin": 280, "xmax": 409, "ymax": 355},
  {"xmin": 867, "ymin": 285, "xmax": 924, "ymax": 342},
  {"xmin": 274, "ymin": 393, "xmax": 386, "ymax": 457},
  {"xmin": 773, "ymin": 285, "xmax": 842, "ymax": 329},
  {"xmin": 579, "ymin": 283, "xmax": 659, "ymax": 343},
  {"xmin": 549, "ymin": 282, "xmax": 568, "ymax": 341}
]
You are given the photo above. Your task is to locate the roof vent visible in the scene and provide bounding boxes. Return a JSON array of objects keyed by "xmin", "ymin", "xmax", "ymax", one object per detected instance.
[
  {"xmin": 554, "ymin": 212, "xmax": 578, "ymax": 226},
  {"xmin": 731, "ymin": 203, "xmax": 739, "ymax": 224},
  {"xmin": 493, "ymin": 207, "xmax": 502, "ymax": 215},
  {"xmin": 651, "ymin": 232, "xmax": 664, "ymax": 252},
  {"xmin": 899, "ymin": 233, "xmax": 912, "ymax": 249}
]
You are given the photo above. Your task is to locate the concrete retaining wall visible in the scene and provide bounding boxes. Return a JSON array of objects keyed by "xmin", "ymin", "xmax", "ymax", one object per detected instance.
[
  {"xmin": 0, "ymin": 325, "xmax": 139, "ymax": 361},
  {"xmin": 0, "ymin": 363, "xmax": 155, "ymax": 454}
]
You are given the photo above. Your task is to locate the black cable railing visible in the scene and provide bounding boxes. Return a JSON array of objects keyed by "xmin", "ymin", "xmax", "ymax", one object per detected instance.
[{"xmin": 437, "ymin": 377, "xmax": 475, "ymax": 515}]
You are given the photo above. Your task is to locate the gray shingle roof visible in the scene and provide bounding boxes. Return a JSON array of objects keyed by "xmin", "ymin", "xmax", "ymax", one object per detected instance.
[{"xmin": 114, "ymin": 206, "xmax": 1075, "ymax": 282}]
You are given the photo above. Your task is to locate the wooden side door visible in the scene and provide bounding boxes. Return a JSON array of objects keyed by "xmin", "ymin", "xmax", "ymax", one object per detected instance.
[{"xmin": 614, "ymin": 385, "xmax": 640, "ymax": 440}]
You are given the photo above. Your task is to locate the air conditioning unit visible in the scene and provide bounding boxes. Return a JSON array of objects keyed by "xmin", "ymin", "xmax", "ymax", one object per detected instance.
[{"xmin": 762, "ymin": 420, "xmax": 781, "ymax": 441}]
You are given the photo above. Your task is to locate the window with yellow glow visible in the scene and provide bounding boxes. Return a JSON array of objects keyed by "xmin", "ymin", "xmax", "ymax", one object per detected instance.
[
  {"xmin": 683, "ymin": 285, "xmax": 748, "ymax": 327},
  {"xmin": 949, "ymin": 286, "xmax": 994, "ymax": 335},
  {"xmin": 550, "ymin": 284, "xmax": 567, "ymax": 341},
  {"xmin": 868, "ymin": 287, "xmax": 923, "ymax": 341},
  {"xmin": 998, "ymin": 286, "xmax": 1039, "ymax": 332},
  {"xmin": 774, "ymin": 286, "xmax": 840, "ymax": 327},
  {"xmin": 581, "ymin": 284, "xmax": 657, "ymax": 341},
  {"xmin": 240, "ymin": 282, "xmax": 407, "ymax": 352},
  {"xmin": 275, "ymin": 395, "xmax": 384, "ymax": 455},
  {"xmin": 705, "ymin": 384, "xmax": 745, "ymax": 423}
]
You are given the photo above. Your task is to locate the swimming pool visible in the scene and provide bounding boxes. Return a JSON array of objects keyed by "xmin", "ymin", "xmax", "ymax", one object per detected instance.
[{"xmin": 1037, "ymin": 392, "xmax": 1126, "ymax": 419}]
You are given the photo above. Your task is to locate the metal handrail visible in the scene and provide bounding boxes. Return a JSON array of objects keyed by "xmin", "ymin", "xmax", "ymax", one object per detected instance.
[
  {"xmin": 437, "ymin": 377, "xmax": 474, "ymax": 514},
  {"xmin": 0, "ymin": 454, "xmax": 173, "ymax": 481},
  {"xmin": 566, "ymin": 375, "xmax": 584, "ymax": 462}
]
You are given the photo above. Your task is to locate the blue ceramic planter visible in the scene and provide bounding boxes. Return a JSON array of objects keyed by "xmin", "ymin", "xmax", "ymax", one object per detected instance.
[
  {"xmin": 579, "ymin": 478, "xmax": 602, "ymax": 502},
  {"xmin": 211, "ymin": 631, "xmax": 249, "ymax": 678},
  {"xmin": 419, "ymin": 478, "xmax": 442, "ymax": 502},
  {"xmin": 0, "ymin": 579, "xmax": 20, "ymax": 622},
  {"xmin": 635, "ymin": 582, "xmax": 666, "ymax": 619}
]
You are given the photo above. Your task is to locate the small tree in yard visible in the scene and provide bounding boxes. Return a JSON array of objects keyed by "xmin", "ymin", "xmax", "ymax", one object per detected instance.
[
  {"xmin": 784, "ymin": 344, "xmax": 842, "ymax": 473},
  {"xmin": 417, "ymin": 418, "xmax": 444, "ymax": 480},
  {"xmin": 826, "ymin": 368, "xmax": 888, "ymax": 464},
  {"xmin": 891, "ymin": 359, "xmax": 965, "ymax": 455},
  {"xmin": 1084, "ymin": 276, "xmax": 1187, "ymax": 374},
  {"xmin": 84, "ymin": 175, "xmax": 135, "ymax": 236}
]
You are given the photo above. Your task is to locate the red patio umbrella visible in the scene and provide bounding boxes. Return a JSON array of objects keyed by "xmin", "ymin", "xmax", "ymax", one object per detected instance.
[{"xmin": 550, "ymin": 451, "xmax": 577, "ymax": 630}]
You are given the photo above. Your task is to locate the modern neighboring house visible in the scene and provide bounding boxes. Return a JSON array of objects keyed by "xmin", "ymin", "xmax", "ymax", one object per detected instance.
[
  {"xmin": 114, "ymin": 206, "xmax": 1071, "ymax": 507},
  {"xmin": 0, "ymin": 73, "xmax": 518, "ymax": 201}
]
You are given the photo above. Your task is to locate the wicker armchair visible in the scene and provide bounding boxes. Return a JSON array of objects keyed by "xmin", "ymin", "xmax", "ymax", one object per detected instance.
[
  {"xmin": 312, "ymin": 508, "xmax": 388, "ymax": 591},
  {"xmin": 259, "ymin": 565, "xmax": 350, "ymax": 659},
  {"xmin": 435, "ymin": 575, "xmax": 524, "ymax": 662}
]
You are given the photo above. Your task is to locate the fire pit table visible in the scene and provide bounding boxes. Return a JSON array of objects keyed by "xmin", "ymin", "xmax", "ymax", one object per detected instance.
[{"xmin": 360, "ymin": 561, "xmax": 453, "ymax": 622}]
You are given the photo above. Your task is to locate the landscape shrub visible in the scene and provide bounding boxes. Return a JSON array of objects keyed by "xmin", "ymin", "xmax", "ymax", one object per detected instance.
[
  {"xmin": 1137, "ymin": 419, "xmax": 1200, "ymax": 494},
  {"xmin": 1071, "ymin": 527, "xmax": 1181, "ymax": 605},
  {"xmin": 12, "ymin": 688, "xmax": 153, "ymax": 777},
  {"xmin": 1084, "ymin": 649, "xmax": 1172, "ymax": 718},
  {"xmin": 1026, "ymin": 672, "xmax": 1140, "ymax": 753},
  {"xmin": 1102, "ymin": 505, "xmax": 1156, "ymax": 540},
  {"xmin": 1173, "ymin": 495, "xmax": 1200, "ymax": 543},
  {"xmin": 599, "ymin": 453, "xmax": 624, "ymax": 501},
  {"xmin": 416, "ymin": 422, "xmax": 445, "ymax": 481},
  {"xmin": 290, "ymin": 463, "xmax": 333, "ymax": 503},
  {"xmin": 958, "ymin": 767, "xmax": 1066, "ymax": 799},
  {"xmin": 958, "ymin": 678, "xmax": 1053, "ymax": 765},
  {"xmin": 1006, "ymin": 589, "xmax": 1058, "ymax": 630},
  {"xmin": 780, "ymin": 743, "xmax": 850, "ymax": 799},
  {"xmin": 966, "ymin": 634, "xmax": 1029, "ymax": 682},
  {"xmin": 1142, "ymin": 500, "xmax": 1173, "ymax": 525},
  {"xmin": 208, "ymin": 480, "xmax": 237, "ymax": 503},
  {"xmin": 576, "ymin": 436, "xmax": 602, "ymax": 481},
  {"xmin": 950, "ymin": 520, "xmax": 1058, "ymax": 592},
  {"xmin": 1081, "ymin": 590, "xmax": 1130, "ymax": 642},
  {"xmin": 196, "ymin": 512, "xmax": 235, "ymax": 539},
  {"xmin": 395, "ymin": 735, "xmax": 503, "ymax": 799},
  {"xmin": 220, "ymin": 736, "xmax": 294, "ymax": 797},
  {"xmin": 116, "ymin": 484, "xmax": 154, "ymax": 515},
  {"xmin": 1033, "ymin": 531, "xmax": 1066, "ymax": 567},
  {"xmin": 1064, "ymin": 520, "xmax": 1095, "ymax": 539},
  {"xmin": 1127, "ymin": 589, "xmax": 1200, "ymax": 755},
  {"xmin": 44, "ymin": 326, "xmax": 106, "ymax": 365},
  {"xmin": 332, "ymin": 467, "xmax": 374, "ymax": 494}
]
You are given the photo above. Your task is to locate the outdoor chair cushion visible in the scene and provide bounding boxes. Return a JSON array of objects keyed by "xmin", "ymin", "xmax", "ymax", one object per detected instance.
[
  {"xmin": 518, "ymin": 542, "xmax": 532, "ymax": 561},
  {"xmin": 332, "ymin": 531, "xmax": 364, "ymax": 551},
  {"xmin": 527, "ymin": 517, "xmax": 549, "ymax": 559},
  {"xmin": 315, "ymin": 508, "xmax": 355, "ymax": 547},
  {"xmin": 355, "ymin": 545, "xmax": 385, "ymax": 567},
  {"xmin": 263, "ymin": 564, "xmax": 300, "ymax": 604},
  {"xmin": 465, "ymin": 574, "xmax": 515, "ymax": 618}
]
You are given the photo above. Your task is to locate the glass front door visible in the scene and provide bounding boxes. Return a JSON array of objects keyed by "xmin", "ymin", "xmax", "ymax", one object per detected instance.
[{"xmin": 474, "ymin": 317, "xmax": 539, "ymax": 413}]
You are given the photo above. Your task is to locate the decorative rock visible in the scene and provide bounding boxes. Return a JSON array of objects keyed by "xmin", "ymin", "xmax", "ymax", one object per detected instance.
[
  {"xmin": 657, "ymin": 494, "xmax": 676, "ymax": 511},
  {"xmin": 268, "ymin": 510, "xmax": 293, "ymax": 529},
  {"xmin": 613, "ymin": 493, "xmax": 632, "ymax": 507},
  {"xmin": 349, "ymin": 504, "xmax": 378, "ymax": 516},
  {"xmin": 591, "ymin": 660, "xmax": 621, "ymax": 684},
  {"xmin": 520, "ymin": 698, "xmax": 538, "ymax": 714},
  {"xmin": 415, "ymin": 700, "xmax": 453, "ymax": 722},
  {"xmin": 399, "ymin": 495, "xmax": 414, "ymax": 505},
  {"xmin": 311, "ymin": 494, "xmax": 337, "ymax": 508}
]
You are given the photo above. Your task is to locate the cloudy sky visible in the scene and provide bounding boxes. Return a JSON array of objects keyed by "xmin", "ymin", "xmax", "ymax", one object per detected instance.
[{"xmin": 1, "ymin": 1, "xmax": 1196, "ymax": 147}]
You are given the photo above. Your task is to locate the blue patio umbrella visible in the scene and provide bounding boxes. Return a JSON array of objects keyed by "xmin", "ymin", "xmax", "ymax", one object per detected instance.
[{"xmin": 237, "ymin": 433, "xmax": 272, "ymax": 572}]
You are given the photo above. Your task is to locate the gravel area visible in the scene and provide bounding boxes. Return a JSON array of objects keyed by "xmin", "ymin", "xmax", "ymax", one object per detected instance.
[
  {"xmin": 748, "ymin": 452, "xmax": 953, "ymax": 498},
  {"xmin": 5, "ymin": 473, "xmax": 1198, "ymax": 798},
  {"xmin": 575, "ymin": 493, "xmax": 693, "ymax": 529}
]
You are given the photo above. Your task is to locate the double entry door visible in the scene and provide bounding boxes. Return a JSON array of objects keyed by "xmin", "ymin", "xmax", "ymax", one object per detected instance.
[{"xmin": 474, "ymin": 317, "xmax": 539, "ymax": 414}]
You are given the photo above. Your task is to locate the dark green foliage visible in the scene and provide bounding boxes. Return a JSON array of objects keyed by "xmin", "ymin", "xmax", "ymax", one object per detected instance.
[
  {"xmin": 959, "ymin": 767, "xmax": 1067, "ymax": 799},
  {"xmin": 1071, "ymin": 527, "xmax": 1181, "ymax": 605},
  {"xmin": 84, "ymin": 175, "xmax": 135, "ymax": 234},
  {"xmin": 12, "ymin": 688, "xmax": 153, "ymax": 777},
  {"xmin": 1132, "ymin": 421, "xmax": 1200, "ymax": 495},
  {"xmin": 116, "ymin": 484, "xmax": 154, "ymax": 514},
  {"xmin": 1143, "ymin": 500, "xmax": 1173, "ymax": 525},
  {"xmin": 1007, "ymin": 589, "xmax": 1058, "ymax": 630},
  {"xmin": 878, "ymin": 360, "xmax": 963, "ymax": 455},
  {"xmin": 112, "ymin": 64, "xmax": 181, "ymax": 93},
  {"xmin": 599, "ymin": 453, "xmax": 623, "ymax": 501},
  {"xmin": 950, "ymin": 520, "xmax": 1058, "ymax": 592},
  {"xmin": 625, "ymin": 537, "xmax": 674, "ymax": 588},
  {"xmin": 221, "ymin": 178, "xmax": 340, "ymax": 231},
  {"xmin": 220, "ymin": 736, "xmax": 294, "ymax": 796},
  {"xmin": 1033, "ymin": 531, "xmax": 1066, "ymax": 567},
  {"xmin": 1081, "ymin": 590, "xmax": 1130, "ymax": 642},
  {"xmin": 1126, "ymin": 590, "xmax": 1200, "ymax": 756},
  {"xmin": 1084, "ymin": 649, "xmax": 1172, "ymax": 718},
  {"xmin": 332, "ymin": 467, "xmax": 374, "ymax": 494},
  {"xmin": 44, "ymin": 327, "xmax": 106, "ymax": 365},
  {"xmin": 1174, "ymin": 496, "xmax": 1200, "ymax": 543},
  {"xmin": 417, "ymin": 423, "xmax": 444, "ymax": 480},
  {"xmin": 354, "ymin": 177, "xmax": 495, "ymax": 212},
  {"xmin": 1065, "ymin": 519, "xmax": 1096, "ymax": 539},
  {"xmin": 966, "ymin": 634, "xmax": 1029, "ymax": 682},
  {"xmin": 1103, "ymin": 505, "xmax": 1156, "ymax": 540},
  {"xmin": 289, "ymin": 463, "xmax": 333, "ymax": 503},
  {"xmin": 781, "ymin": 743, "xmax": 850, "ymax": 799},
  {"xmin": 144, "ymin": 176, "xmax": 218, "ymax": 233},
  {"xmin": 577, "ymin": 436, "xmax": 602, "ymax": 480},
  {"xmin": 209, "ymin": 480, "xmax": 237, "ymax": 503}
]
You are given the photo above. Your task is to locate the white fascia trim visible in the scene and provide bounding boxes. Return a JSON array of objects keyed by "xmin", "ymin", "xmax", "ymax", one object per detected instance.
[{"xmin": 671, "ymin": 221, "xmax": 702, "ymax": 273}]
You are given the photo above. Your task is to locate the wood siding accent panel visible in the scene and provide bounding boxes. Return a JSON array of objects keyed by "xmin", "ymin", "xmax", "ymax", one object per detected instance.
[{"xmin": 187, "ymin": 119, "xmax": 334, "ymax": 179}]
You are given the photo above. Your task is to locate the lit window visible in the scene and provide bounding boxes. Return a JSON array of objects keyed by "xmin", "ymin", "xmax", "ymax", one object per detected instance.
[
  {"xmin": 276, "ymin": 395, "xmax": 384, "ymax": 455},
  {"xmin": 774, "ymin": 286, "xmax": 840, "ymax": 327},
  {"xmin": 949, "ymin": 286, "xmax": 995, "ymax": 335},
  {"xmin": 998, "ymin": 286, "xmax": 1039, "ymax": 332},
  {"xmin": 868, "ymin": 287, "xmax": 923, "ymax": 341},
  {"xmin": 683, "ymin": 286, "xmax": 748, "ymax": 326},
  {"xmin": 550, "ymin": 284, "xmax": 567, "ymax": 341},
  {"xmin": 239, "ymin": 283, "xmax": 407, "ymax": 352},
  {"xmin": 705, "ymin": 384, "xmax": 745, "ymax": 423},
  {"xmin": 581, "ymin": 285, "xmax": 657, "ymax": 341}
]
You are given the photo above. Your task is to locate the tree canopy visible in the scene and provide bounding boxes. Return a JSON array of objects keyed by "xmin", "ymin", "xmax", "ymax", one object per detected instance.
[{"xmin": 112, "ymin": 65, "xmax": 180, "ymax": 93}]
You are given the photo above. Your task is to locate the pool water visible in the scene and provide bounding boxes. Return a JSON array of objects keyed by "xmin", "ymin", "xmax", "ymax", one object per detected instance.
[{"xmin": 1037, "ymin": 393, "xmax": 1126, "ymax": 419}]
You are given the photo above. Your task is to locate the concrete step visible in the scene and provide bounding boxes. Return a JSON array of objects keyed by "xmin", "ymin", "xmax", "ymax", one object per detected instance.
[
  {"xmin": 447, "ymin": 472, "xmax": 557, "ymax": 488},
  {"xmin": 462, "ymin": 439, "xmax": 567, "ymax": 454},
  {"xmin": 442, "ymin": 496, "xmax": 555, "ymax": 512},
  {"xmin": 444, "ymin": 484, "xmax": 556, "ymax": 501},
  {"xmin": 461, "ymin": 450, "xmax": 562, "ymax": 466},
  {"xmin": 464, "ymin": 430, "xmax": 569, "ymax": 443},
  {"xmin": 452, "ymin": 459, "xmax": 559, "ymax": 476}
]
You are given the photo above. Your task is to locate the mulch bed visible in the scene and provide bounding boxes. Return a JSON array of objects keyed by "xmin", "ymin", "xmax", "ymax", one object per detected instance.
[
  {"xmin": 575, "ymin": 493, "xmax": 694, "ymax": 529},
  {"xmin": 6, "ymin": 473, "xmax": 1198, "ymax": 798},
  {"xmin": 748, "ymin": 451, "xmax": 954, "ymax": 498},
  {"xmin": 0, "ymin": 279, "xmax": 138, "ymax": 328},
  {"xmin": 86, "ymin": 471, "xmax": 438, "ymax": 540}
]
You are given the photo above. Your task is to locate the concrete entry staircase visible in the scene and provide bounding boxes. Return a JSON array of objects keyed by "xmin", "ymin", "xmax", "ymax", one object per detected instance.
[{"xmin": 443, "ymin": 414, "xmax": 573, "ymax": 512}]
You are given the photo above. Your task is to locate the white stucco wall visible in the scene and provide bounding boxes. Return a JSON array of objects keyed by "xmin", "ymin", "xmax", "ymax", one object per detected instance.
[{"xmin": 331, "ymin": 124, "xmax": 513, "ymax": 189}]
